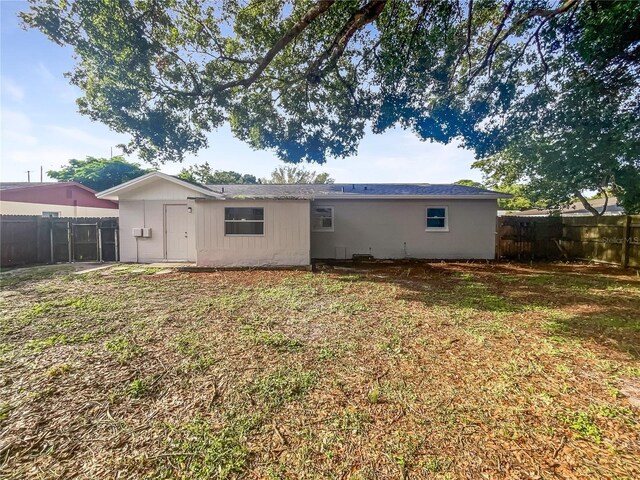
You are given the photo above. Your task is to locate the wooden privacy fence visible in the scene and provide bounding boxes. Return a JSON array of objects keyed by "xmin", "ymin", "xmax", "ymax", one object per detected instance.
[
  {"xmin": 1, "ymin": 216, "xmax": 119, "ymax": 268},
  {"xmin": 497, "ymin": 215, "xmax": 640, "ymax": 268}
]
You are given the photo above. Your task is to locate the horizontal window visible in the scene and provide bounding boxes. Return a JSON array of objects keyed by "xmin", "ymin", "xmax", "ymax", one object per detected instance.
[
  {"xmin": 426, "ymin": 206, "xmax": 448, "ymax": 231},
  {"xmin": 225, "ymin": 207, "xmax": 264, "ymax": 221},
  {"xmin": 312, "ymin": 206, "xmax": 334, "ymax": 232},
  {"xmin": 42, "ymin": 211, "xmax": 59, "ymax": 218},
  {"xmin": 224, "ymin": 207, "xmax": 264, "ymax": 236}
]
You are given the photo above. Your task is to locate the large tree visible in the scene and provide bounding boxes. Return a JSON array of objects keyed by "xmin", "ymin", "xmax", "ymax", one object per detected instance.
[
  {"xmin": 22, "ymin": 1, "xmax": 639, "ymax": 210},
  {"xmin": 48, "ymin": 156, "xmax": 151, "ymax": 191},
  {"xmin": 473, "ymin": 2, "xmax": 640, "ymax": 215},
  {"xmin": 264, "ymin": 165, "xmax": 334, "ymax": 184},
  {"xmin": 177, "ymin": 162, "xmax": 257, "ymax": 184}
]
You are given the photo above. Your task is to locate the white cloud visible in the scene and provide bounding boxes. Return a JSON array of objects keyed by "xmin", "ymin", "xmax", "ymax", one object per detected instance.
[
  {"xmin": 35, "ymin": 62, "xmax": 55, "ymax": 81},
  {"xmin": 34, "ymin": 62, "xmax": 79, "ymax": 102},
  {"xmin": 1, "ymin": 109, "xmax": 38, "ymax": 148},
  {"xmin": 1, "ymin": 77, "xmax": 25, "ymax": 102},
  {"xmin": 1, "ymin": 114, "xmax": 133, "ymax": 179},
  {"xmin": 46, "ymin": 125, "xmax": 113, "ymax": 149}
]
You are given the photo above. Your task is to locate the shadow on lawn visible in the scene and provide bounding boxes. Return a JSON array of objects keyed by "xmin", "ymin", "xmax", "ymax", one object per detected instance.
[{"xmin": 323, "ymin": 262, "xmax": 640, "ymax": 358}]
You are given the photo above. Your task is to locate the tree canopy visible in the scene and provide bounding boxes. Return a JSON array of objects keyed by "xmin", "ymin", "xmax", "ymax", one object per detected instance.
[
  {"xmin": 177, "ymin": 163, "xmax": 257, "ymax": 184},
  {"xmin": 473, "ymin": 2, "xmax": 640, "ymax": 215},
  {"xmin": 47, "ymin": 156, "xmax": 151, "ymax": 191},
  {"xmin": 264, "ymin": 165, "xmax": 334, "ymax": 184},
  {"xmin": 22, "ymin": 0, "xmax": 640, "ymax": 213},
  {"xmin": 455, "ymin": 179, "xmax": 540, "ymax": 211}
]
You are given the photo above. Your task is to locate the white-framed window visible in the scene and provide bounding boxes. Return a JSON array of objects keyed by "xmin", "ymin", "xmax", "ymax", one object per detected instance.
[
  {"xmin": 312, "ymin": 206, "xmax": 334, "ymax": 232},
  {"xmin": 42, "ymin": 211, "xmax": 59, "ymax": 218},
  {"xmin": 224, "ymin": 207, "xmax": 264, "ymax": 236},
  {"xmin": 426, "ymin": 206, "xmax": 448, "ymax": 231}
]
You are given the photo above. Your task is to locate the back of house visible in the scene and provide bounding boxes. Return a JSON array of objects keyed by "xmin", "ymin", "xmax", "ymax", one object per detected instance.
[{"xmin": 98, "ymin": 172, "xmax": 509, "ymax": 267}]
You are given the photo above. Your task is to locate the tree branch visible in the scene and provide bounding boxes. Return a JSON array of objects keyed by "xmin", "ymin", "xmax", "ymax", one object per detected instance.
[
  {"xmin": 575, "ymin": 190, "xmax": 602, "ymax": 217},
  {"xmin": 306, "ymin": 0, "xmax": 388, "ymax": 84},
  {"xmin": 205, "ymin": 0, "xmax": 337, "ymax": 94},
  {"xmin": 467, "ymin": 0, "xmax": 581, "ymax": 83},
  {"xmin": 601, "ymin": 188, "xmax": 609, "ymax": 215}
]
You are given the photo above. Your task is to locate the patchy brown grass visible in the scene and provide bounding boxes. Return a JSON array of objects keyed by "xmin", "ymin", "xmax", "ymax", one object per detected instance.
[{"xmin": 1, "ymin": 261, "xmax": 639, "ymax": 479}]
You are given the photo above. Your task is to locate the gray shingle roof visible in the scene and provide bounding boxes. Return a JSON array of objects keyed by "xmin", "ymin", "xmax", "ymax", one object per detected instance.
[{"xmin": 204, "ymin": 183, "xmax": 509, "ymax": 199}]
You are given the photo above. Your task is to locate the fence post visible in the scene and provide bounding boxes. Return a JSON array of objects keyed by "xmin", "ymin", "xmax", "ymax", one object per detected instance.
[
  {"xmin": 49, "ymin": 222, "xmax": 54, "ymax": 264},
  {"xmin": 621, "ymin": 215, "xmax": 631, "ymax": 268},
  {"xmin": 115, "ymin": 229, "xmax": 119, "ymax": 262},
  {"xmin": 495, "ymin": 216, "xmax": 500, "ymax": 260},
  {"xmin": 67, "ymin": 221, "xmax": 72, "ymax": 263},
  {"xmin": 98, "ymin": 227, "xmax": 103, "ymax": 263}
]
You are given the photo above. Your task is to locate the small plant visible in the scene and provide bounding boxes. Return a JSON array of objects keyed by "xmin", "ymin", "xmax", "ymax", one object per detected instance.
[
  {"xmin": 242, "ymin": 327, "xmax": 303, "ymax": 352},
  {"xmin": 174, "ymin": 330, "xmax": 203, "ymax": 357},
  {"xmin": 592, "ymin": 404, "xmax": 631, "ymax": 419},
  {"xmin": 317, "ymin": 346, "xmax": 336, "ymax": 360},
  {"xmin": 367, "ymin": 386, "xmax": 381, "ymax": 404},
  {"xmin": 26, "ymin": 335, "xmax": 70, "ymax": 352},
  {"xmin": 251, "ymin": 368, "xmax": 317, "ymax": 408},
  {"xmin": 164, "ymin": 416, "xmax": 256, "ymax": 479},
  {"xmin": 127, "ymin": 378, "xmax": 148, "ymax": 398},
  {"xmin": 333, "ymin": 407, "xmax": 371, "ymax": 434},
  {"xmin": 378, "ymin": 335, "xmax": 404, "ymax": 355},
  {"xmin": 46, "ymin": 363, "xmax": 72, "ymax": 378},
  {"xmin": 423, "ymin": 456, "xmax": 451, "ymax": 473},
  {"xmin": 565, "ymin": 411, "xmax": 601, "ymax": 443},
  {"xmin": 0, "ymin": 403, "xmax": 14, "ymax": 421},
  {"xmin": 105, "ymin": 336, "xmax": 143, "ymax": 362},
  {"xmin": 329, "ymin": 300, "xmax": 369, "ymax": 315},
  {"xmin": 189, "ymin": 354, "xmax": 217, "ymax": 372}
]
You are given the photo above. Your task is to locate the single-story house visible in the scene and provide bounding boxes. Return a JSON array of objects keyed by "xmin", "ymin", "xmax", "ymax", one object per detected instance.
[
  {"xmin": 97, "ymin": 172, "xmax": 509, "ymax": 267},
  {"xmin": 0, "ymin": 182, "xmax": 119, "ymax": 217}
]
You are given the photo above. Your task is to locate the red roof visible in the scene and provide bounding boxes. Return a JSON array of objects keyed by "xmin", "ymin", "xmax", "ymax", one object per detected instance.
[{"xmin": 0, "ymin": 182, "xmax": 118, "ymax": 209}]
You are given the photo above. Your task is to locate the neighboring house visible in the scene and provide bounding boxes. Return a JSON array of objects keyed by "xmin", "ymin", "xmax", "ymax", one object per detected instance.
[
  {"xmin": 512, "ymin": 197, "xmax": 624, "ymax": 217},
  {"xmin": 0, "ymin": 182, "xmax": 119, "ymax": 217},
  {"xmin": 97, "ymin": 172, "xmax": 509, "ymax": 267}
]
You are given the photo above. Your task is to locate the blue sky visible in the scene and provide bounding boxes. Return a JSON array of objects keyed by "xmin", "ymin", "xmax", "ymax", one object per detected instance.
[{"xmin": 1, "ymin": 1, "xmax": 483, "ymax": 184}]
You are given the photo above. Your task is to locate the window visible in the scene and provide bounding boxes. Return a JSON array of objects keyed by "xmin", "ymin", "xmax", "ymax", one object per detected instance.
[
  {"xmin": 224, "ymin": 207, "xmax": 264, "ymax": 235},
  {"xmin": 426, "ymin": 207, "xmax": 448, "ymax": 231},
  {"xmin": 42, "ymin": 211, "xmax": 59, "ymax": 218},
  {"xmin": 312, "ymin": 206, "xmax": 334, "ymax": 232}
]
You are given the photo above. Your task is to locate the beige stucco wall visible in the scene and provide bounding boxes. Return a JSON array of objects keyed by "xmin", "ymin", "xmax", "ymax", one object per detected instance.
[
  {"xmin": 117, "ymin": 179, "xmax": 202, "ymax": 263},
  {"xmin": 310, "ymin": 199, "xmax": 498, "ymax": 260},
  {"xmin": 0, "ymin": 200, "xmax": 118, "ymax": 218},
  {"xmin": 195, "ymin": 199, "xmax": 311, "ymax": 267}
]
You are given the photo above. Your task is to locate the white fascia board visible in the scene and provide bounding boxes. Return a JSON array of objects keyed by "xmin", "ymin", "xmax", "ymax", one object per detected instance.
[{"xmin": 96, "ymin": 171, "xmax": 220, "ymax": 200}]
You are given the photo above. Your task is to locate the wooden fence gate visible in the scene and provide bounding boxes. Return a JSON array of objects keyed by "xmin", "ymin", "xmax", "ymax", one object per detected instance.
[{"xmin": 1, "ymin": 216, "xmax": 119, "ymax": 268}]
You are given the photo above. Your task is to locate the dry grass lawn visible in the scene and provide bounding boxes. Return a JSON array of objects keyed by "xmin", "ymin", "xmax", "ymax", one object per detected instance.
[{"xmin": 1, "ymin": 261, "xmax": 639, "ymax": 479}]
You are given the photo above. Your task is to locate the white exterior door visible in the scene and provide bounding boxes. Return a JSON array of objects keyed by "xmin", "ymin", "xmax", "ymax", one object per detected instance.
[{"xmin": 165, "ymin": 204, "xmax": 188, "ymax": 261}]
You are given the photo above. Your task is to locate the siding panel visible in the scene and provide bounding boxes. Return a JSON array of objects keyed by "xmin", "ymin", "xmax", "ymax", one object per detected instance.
[
  {"xmin": 195, "ymin": 199, "xmax": 311, "ymax": 267},
  {"xmin": 310, "ymin": 199, "xmax": 497, "ymax": 260}
]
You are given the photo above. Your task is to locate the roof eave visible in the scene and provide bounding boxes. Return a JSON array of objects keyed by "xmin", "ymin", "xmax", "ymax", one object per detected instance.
[
  {"xmin": 96, "ymin": 171, "xmax": 220, "ymax": 200},
  {"xmin": 194, "ymin": 194, "xmax": 510, "ymax": 201}
]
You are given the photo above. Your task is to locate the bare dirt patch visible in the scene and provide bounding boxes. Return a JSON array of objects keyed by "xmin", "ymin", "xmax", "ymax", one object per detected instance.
[{"xmin": 1, "ymin": 262, "xmax": 639, "ymax": 478}]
